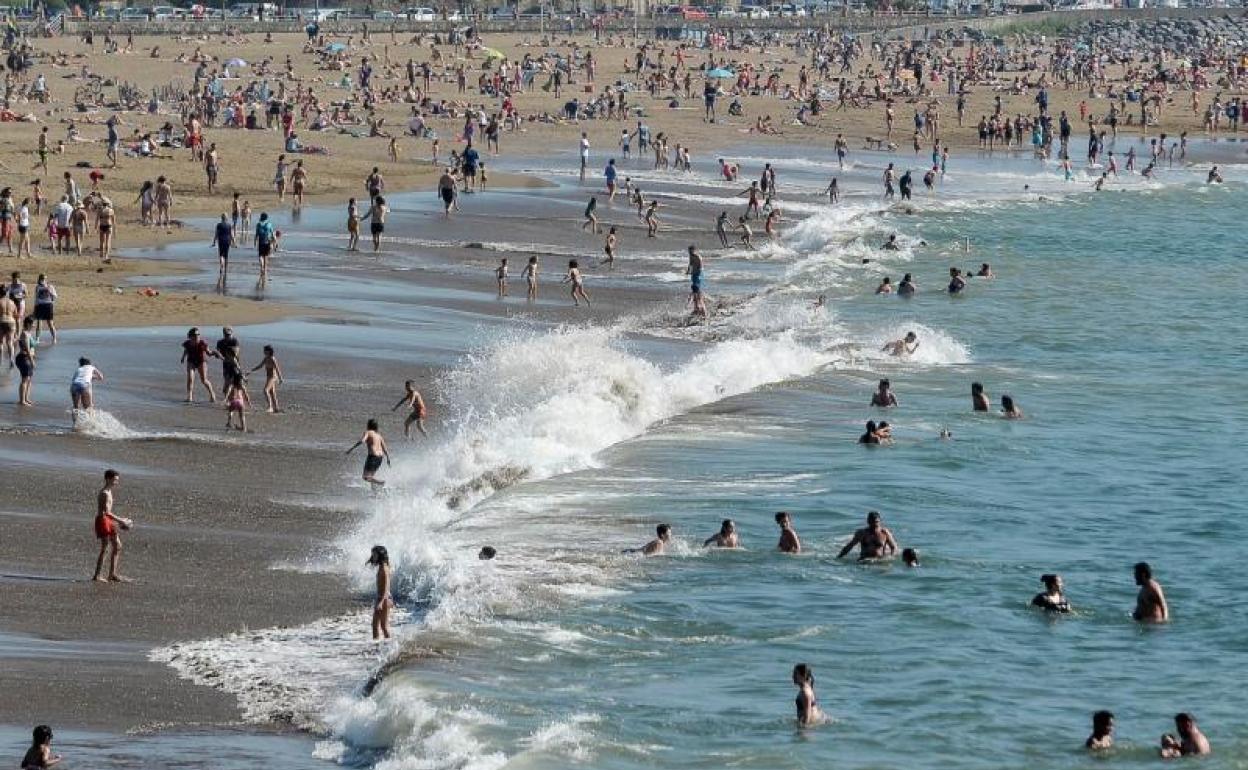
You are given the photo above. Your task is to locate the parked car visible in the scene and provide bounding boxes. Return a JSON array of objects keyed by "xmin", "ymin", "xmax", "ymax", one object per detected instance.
[
  {"xmin": 150, "ymin": 5, "xmax": 179, "ymax": 19},
  {"xmin": 403, "ymin": 6, "xmax": 436, "ymax": 20},
  {"xmin": 779, "ymin": 3, "xmax": 807, "ymax": 15},
  {"xmin": 714, "ymin": 6, "xmax": 738, "ymax": 16},
  {"xmin": 119, "ymin": 7, "xmax": 148, "ymax": 19},
  {"xmin": 679, "ymin": 5, "xmax": 709, "ymax": 18},
  {"xmin": 372, "ymin": 9, "xmax": 397, "ymax": 20},
  {"xmin": 744, "ymin": 5, "xmax": 772, "ymax": 17}
]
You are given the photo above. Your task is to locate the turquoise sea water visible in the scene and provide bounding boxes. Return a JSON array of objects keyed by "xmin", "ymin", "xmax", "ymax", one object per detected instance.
[{"xmin": 148, "ymin": 147, "xmax": 1247, "ymax": 769}]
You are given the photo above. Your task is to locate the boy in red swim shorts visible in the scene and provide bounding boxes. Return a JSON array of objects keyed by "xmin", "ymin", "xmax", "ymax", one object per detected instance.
[{"xmin": 93, "ymin": 469, "xmax": 132, "ymax": 583}]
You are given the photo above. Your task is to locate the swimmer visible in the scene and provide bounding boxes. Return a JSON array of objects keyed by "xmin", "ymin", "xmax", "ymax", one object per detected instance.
[
  {"xmin": 971, "ymin": 382, "xmax": 990, "ymax": 412},
  {"xmin": 882, "ymin": 331, "xmax": 919, "ymax": 357},
  {"xmin": 875, "ymin": 421, "xmax": 893, "ymax": 443},
  {"xmin": 1132, "ymin": 561, "xmax": 1169, "ymax": 623},
  {"xmin": 897, "ymin": 273, "xmax": 916, "ymax": 296},
  {"xmin": 977, "ymin": 263, "xmax": 993, "ymax": 278},
  {"xmin": 871, "ymin": 379, "xmax": 898, "ymax": 407},
  {"xmin": 1031, "ymin": 574, "xmax": 1071, "ymax": 613},
  {"xmin": 367, "ymin": 545, "xmax": 393, "ymax": 640},
  {"xmin": 902, "ymin": 547, "xmax": 920, "ymax": 567},
  {"xmin": 948, "ymin": 267, "xmax": 967, "ymax": 294},
  {"xmin": 1160, "ymin": 713, "xmax": 1210, "ymax": 758},
  {"xmin": 21, "ymin": 725, "xmax": 61, "ymax": 770},
  {"xmin": 1086, "ymin": 711, "xmax": 1115, "ymax": 751},
  {"xmin": 776, "ymin": 511, "xmax": 801, "ymax": 553},
  {"xmin": 625, "ymin": 523, "xmax": 672, "ymax": 556},
  {"xmin": 1001, "ymin": 395, "xmax": 1023, "ymax": 418},
  {"xmin": 346, "ymin": 418, "xmax": 391, "ymax": 490},
  {"xmin": 875, "ymin": 277, "xmax": 893, "ymax": 295},
  {"xmin": 859, "ymin": 420, "xmax": 881, "ymax": 445},
  {"xmin": 881, "ymin": 234, "xmax": 901, "ymax": 251},
  {"xmin": 736, "ymin": 216, "xmax": 753, "ymax": 249},
  {"xmin": 478, "ymin": 546, "xmax": 497, "ymax": 560},
  {"xmin": 1207, "ymin": 165, "xmax": 1223, "ymax": 184},
  {"xmin": 837, "ymin": 511, "xmax": 899, "ymax": 561},
  {"xmin": 703, "ymin": 519, "xmax": 740, "ymax": 548},
  {"xmin": 792, "ymin": 664, "xmax": 823, "ymax": 727},
  {"xmin": 391, "ymin": 380, "xmax": 428, "ymax": 438}
]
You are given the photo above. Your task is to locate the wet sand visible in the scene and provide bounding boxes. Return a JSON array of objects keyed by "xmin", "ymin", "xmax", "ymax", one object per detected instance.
[{"xmin": 0, "ymin": 169, "xmax": 684, "ymax": 738}]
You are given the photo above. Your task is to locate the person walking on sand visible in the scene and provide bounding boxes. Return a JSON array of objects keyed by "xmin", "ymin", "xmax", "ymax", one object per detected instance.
[
  {"xmin": 223, "ymin": 372, "xmax": 251, "ymax": 432},
  {"xmin": 70, "ymin": 357, "xmax": 104, "ymax": 421},
  {"xmin": 392, "ymin": 380, "xmax": 429, "ymax": 438},
  {"xmin": 367, "ymin": 545, "xmax": 394, "ymax": 640},
  {"xmin": 522, "ymin": 256, "xmax": 539, "ymax": 302},
  {"xmin": 563, "ymin": 259, "xmax": 591, "ymax": 307},
  {"xmin": 97, "ymin": 198, "xmax": 116, "ymax": 263},
  {"xmin": 347, "ymin": 418, "xmax": 391, "ymax": 490},
  {"xmin": 180, "ymin": 327, "xmax": 218, "ymax": 403},
  {"xmin": 212, "ymin": 213, "xmax": 234, "ymax": 273},
  {"xmin": 92, "ymin": 469, "xmax": 132, "ymax": 583},
  {"xmin": 249, "ymin": 345, "xmax": 284, "ymax": 413},
  {"xmin": 365, "ymin": 196, "xmax": 389, "ymax": 252},
  {"xmin": 290, "ymin": 160, "xmax": 309, "ymax": 208}
]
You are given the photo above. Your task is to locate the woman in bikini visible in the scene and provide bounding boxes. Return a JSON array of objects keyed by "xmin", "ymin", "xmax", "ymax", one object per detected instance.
[{"xmin": 367, "ymin": 545, "xmax": 394, "ymax": 640}]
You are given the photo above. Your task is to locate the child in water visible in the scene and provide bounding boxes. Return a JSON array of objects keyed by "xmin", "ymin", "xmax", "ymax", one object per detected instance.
[
  {"xmin": 248, "ymin": 344, "xmax": 284, "ymax": 413},
  {"xmin": 792, "ymin": 664, "xmax": 823, "ymax": 727},
  {"xmin": 495, "ymin": 258, "xmax": 508, "ymax": 297},
  {"xmin": 563, "ymin": 259, "xmax": 591, "ymax": 307},
  {"xmin": 522, "ymin": 256, "xmax": 538, "ymax": 301},
  {"xmin": 367, "ymin": 545, "xmax": 393, "ymax": 640},
  {"xmin": 224, "ymin": 372, "xmax": 251, "ymax": 431},
  {"xmin": 21, "ymin": 724, "xmax": 62, "ymax": 769},
  {"xmin": 391, "ymin": 380, "xmax": 428, "ymax": 438}
]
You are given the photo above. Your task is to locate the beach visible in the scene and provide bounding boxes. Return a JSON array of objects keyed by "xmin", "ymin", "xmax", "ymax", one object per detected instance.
[{"xmin": 2, "ymin": 14, "xmax": 1248, "ymax": 770}]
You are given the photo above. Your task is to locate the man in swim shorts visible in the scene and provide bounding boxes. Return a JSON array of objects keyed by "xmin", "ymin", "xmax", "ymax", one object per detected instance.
[
  {"xmin": 776, "ymin": 511, "xmax": 801, "ymax": 553},
  {"xmin": 93, "ymin": 469, "xmax": 132, "ymax": 582},
  {"xmin": 1132, "ymin": 561, "xmax": 1169, "ymax": 623},
  {"xmin": 347, "ymin": 418, "xmax": 391, "ymax": 490}
]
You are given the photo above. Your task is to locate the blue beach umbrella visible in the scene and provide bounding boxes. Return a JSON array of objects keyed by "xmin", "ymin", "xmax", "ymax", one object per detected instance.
[
  {"xmin": 325, "ymin": 42, "xmax": 348, "ymax": 53},
  {"xmin": 706, "ymin": 67, "xmax": 734, "ymax": 78}
]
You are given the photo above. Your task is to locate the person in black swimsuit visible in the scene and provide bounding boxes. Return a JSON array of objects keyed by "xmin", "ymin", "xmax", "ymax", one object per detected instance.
[{"xmin": 1031, "ymin": 573, "xmax": 1071, "ymax": 613}]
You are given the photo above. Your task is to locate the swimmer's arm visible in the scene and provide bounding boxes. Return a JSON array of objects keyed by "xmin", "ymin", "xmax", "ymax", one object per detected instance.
[{"xmin": 836, "ymin": 533, "xmax": 861, "ymax": 559}]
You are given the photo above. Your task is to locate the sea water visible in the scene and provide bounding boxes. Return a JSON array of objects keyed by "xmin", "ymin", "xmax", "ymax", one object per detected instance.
[{"xmin": 156, "ymin": 147, "xmax": 1248, "ymax": 769}]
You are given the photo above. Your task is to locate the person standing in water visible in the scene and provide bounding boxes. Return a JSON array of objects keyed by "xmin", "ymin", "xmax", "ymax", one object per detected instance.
[
  {"xmin": 1031, "ymin": 574, "xmax": 1071, "ymax": 613},
  {"xmin": 212, "ymin": 214, "xmax": 234, "ymax": 273},
  {"xmin": 365, "ymin": 196, "xmax": 389, "ymax": 252},
  {"xmin": 971, "ymin": 382, "xmax": 990, "ymax": 412},
  {"xmin": 601, "ymin": 227, "xmax": 618, "ymax": 268},
  {"xmin": 1160, "ymin": 713, "xmax": 1210, "ymax": 758},
  {"xmin": 582, "ymin": 196, "xmax": 601, "ymax": 234},
  {"xmin": 495, "ymin": 258, "xmax": 509, "ymax": 297},
  {"xmin": 871, "ymin": 379, "xmax": 898, "ymax": 407},
  {"xmin": 1132, "ymin": 561, "xmax": 1169, "ymax": 623},
  {"xmin": 391, "ymin": 380, "xmax": 428, "ymax": 438},
  {"xmin": 346, "ymin": 198, "xmax": 361, "ymax": 252},
  {"xmin": 21, "ymin": 724, "xmax": 62, "ymax": 769},
  {"xmin": 522, "ymin": 256, "xmax": 539, "ymax": 302},
  {"xmin": 792, "ymin": 664, "xmax": 823, "ymax": 727},
  {"xmin": 837, "ymin": 511, "xmax": 899, "ymax": 561},
  {"xmin": 776, "ymin": 511, "xmax": 801, "ymax": 553},
  {"xmin": 686, "ymin": 245, "xmax": 707, "ymax": 320},
  {"xmin": 882, "ymin": 332, "xmax": 919, "ymax": 356},
  {"xmin": 70, "ymin": 357, "xmax": 104, "ymax": 420},
  {"xmin": 92, "ymin": 469, "xmax": 131, "ymax": 583},
  {"xmin": 703, "ymin": 519, "xmax": 740, "ymax": 548},
  {"xmin": 1086, "ymin": 711, "xmax": 1115, "ymax": 750},
  {"xmin": 563, "ymin": 260, "xmax": 591, "ymax": 307},
  {"xmin": 180, "ymin": 327, "xmax": 218, "ymax": 403},
  {"xmin": 367, "ymin": 545, "xmax": 394, "ymax": 640},
  {"xmin": 248, "ymin": 345, "xmax": 284, "ymax": 413},
  {"xmin": 347, "ymin": 418, "xmax": 391, "ymax": 490}
]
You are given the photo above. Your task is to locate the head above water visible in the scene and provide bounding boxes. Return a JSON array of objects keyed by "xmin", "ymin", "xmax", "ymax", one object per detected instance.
[
  {"xmin": 657, "ymin": 523, "xmax": 672, "ymax": 539},
  {"xmin": 971, "ymin": 382, "xmax": 984, "ymax": 395},
  {"xmin": 478, "ymin": 546, "xmax": 497, "ymax": 560},
  {"xmin": 31, "ymin": 725, "xmax": 52, "ymax": 747},
  {"xmin": 775, "ymin": 511, "xmax": 791, "ymax": 527},
  {"xmin": 792, "ymin": 663, "xmax": 814, "ymax": 686},
  {"xmin": 867, "ymin": 511, "xmax": 882, "ymax": 526},
  {"xmin": 1041, "ymin": 573, "xmax": 1062, "ymax": 591},
  {"xmin": 1134, "ymin": 561, "xmax": 1152, "ymax": 585},
  {"xmin": 367, "ymin": 545, "xmax": 389, "ymax": 566},
  {"xmin": 720, "ymin": 519, "xmax": 735, "ymax": 534},
  {"xmin": 1092, "ymin": 710, "xmax": 1114, "ymax": 735},
  {"xmin": 902, "ymin": 547, "xmax": 919, "ymax": 566}
]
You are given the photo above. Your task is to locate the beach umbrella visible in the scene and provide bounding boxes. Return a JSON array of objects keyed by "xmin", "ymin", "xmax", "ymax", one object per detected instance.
[
  {"xmin": 325, "ymin": 42, "xmax": 348, "ymax": 53},
  {"xmin": 225, "ymin": 57, "xmax": 248, "ymax": 68},
  {"xmin": 481, "ymin": 47, "xmax": 506, "ymax": 60},
  {"xmin": 706, "ymin": 67, "xmax": 734, "ymax": 78}
]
